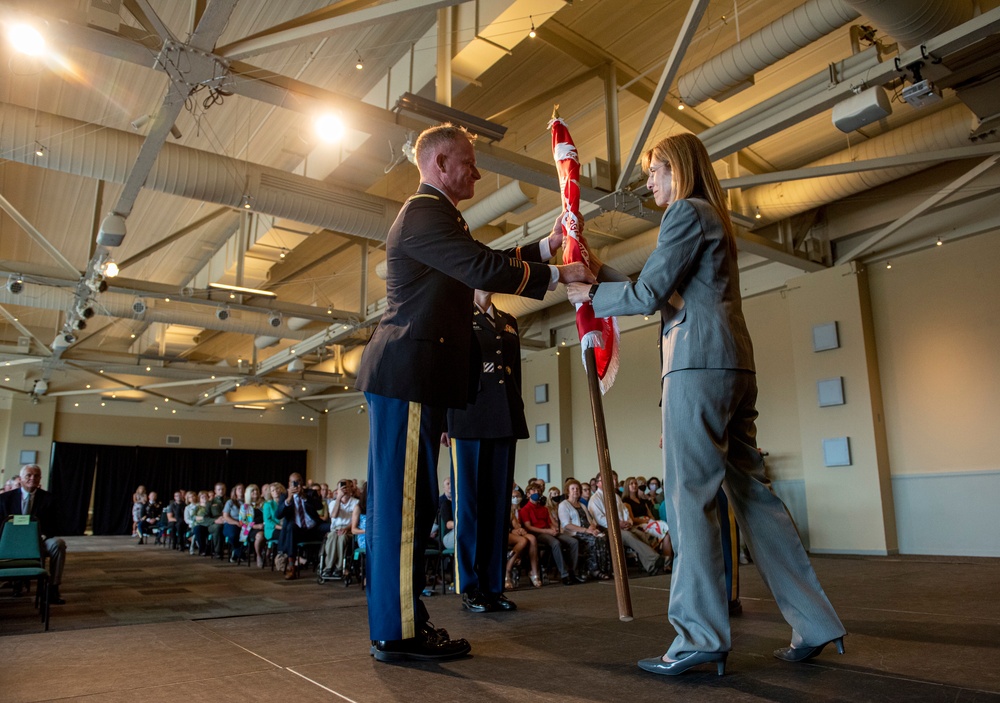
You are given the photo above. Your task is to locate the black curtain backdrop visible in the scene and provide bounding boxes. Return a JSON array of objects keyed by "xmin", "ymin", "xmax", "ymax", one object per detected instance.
[
  {"xmin": 52, "ymin": 442, "xmax": 303, "ymax": 536},
  {"xmin": 48, "ymin": 442, "xmax": 99, "ymax": 536}
]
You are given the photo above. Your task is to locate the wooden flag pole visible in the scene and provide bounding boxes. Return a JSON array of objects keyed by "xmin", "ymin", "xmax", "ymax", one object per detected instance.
[{"xmin": 584, "ymin": 346, "xmax": 633, "ymax": 621}]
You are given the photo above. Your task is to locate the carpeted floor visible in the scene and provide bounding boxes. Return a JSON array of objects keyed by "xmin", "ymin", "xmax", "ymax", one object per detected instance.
[{"xmin": 1, "ymin": 536, "xmax": 999, "ymax": 702}]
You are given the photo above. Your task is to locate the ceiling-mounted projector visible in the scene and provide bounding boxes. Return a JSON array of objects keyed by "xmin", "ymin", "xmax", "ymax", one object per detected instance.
[{"xmin": 901, "ymin": 79, "xmax": 942, "ymax": 109}]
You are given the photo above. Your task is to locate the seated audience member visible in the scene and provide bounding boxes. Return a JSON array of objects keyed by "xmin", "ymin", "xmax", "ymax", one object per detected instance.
[
  {"xmin": 0, "ymin": 464, "xmax": 68, "ymax": 604},
  {"xmin": 350, "ymin": 482, "xmax": 367, "ymax": 551},
  {"xmin": 221, "ymin": 484, "xmax": 244, "ymax": 561},
  {"xmin": 206, "ymin": 483, "xmax": 226, "ymax": 556},
  {"xmin": 580, "ymin": 482, "xmax": 592, "ymax": 507},
  {"xmin": 190, "ymin": 491, "xmax": 214, "ymax": 556},
  {"xmin": 439, "ymin": 476, "xmax": 455, "ymax": 550},
  {"xmin": 262, "ymin": 483, "xmax": 282, "ymax": 546},
  {"xmin": 141, "ymin": 491, "xmax": 164, "ymax": 544},
  {"xmin": 559, "ymin": 479, "xmax": 611, "ymax": 580},
  {"xmin": 182, "ymin": 491, "xmax": 198, "ymax": 553},
  {"xmin": 623, "ymin": 476, "xmax": 673, "ymax": 567},
  {"xmin": 589, "ymin": 473, "xmax": 664, "ymax": 576},
  {"xmin": 546, "ymin": 486, "xmax": 562, "ymax": 524},
  {"xmin": 239, "ymin": 484, "xmax": 266, "ymax": 567},
  {"xmin": 164, "ymin": 491, "xmax": 187, "ymax": 550},
  {"xmin": 321, "ymin": 480, "xmax": 358, "ymax": 578},
  {"xmin": 132, "ymin": 492, "xmax": 147, "ymax": 543},
  {"xmin": 645, "ymin": 476, "xmax": 664, "ymax": 507},
  {"xmin": 519, "ymin": 481, "xmax": 582, "ymax": 585},
  {"xmin": 275, "ymin": 472, "xmax": 324, "ymax": 580},
  {"xmin": 508, "ymin": 490, "xmax": 540, "ymax": 589}
]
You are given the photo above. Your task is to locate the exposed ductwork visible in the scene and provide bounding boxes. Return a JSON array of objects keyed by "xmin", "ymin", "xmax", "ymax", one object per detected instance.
[
  {"xmin": 742, "ymin": 104, "xmax": 981, "ymax": 223},
  {"xmin": 842, "ymin": 0, "xmax": 974, "ymax": 50},
  {"xmin": 0, "ymin": 102, "xmax": 401, "ymax": 243},
  {"xmin": 0, "ymin": 286, "xmax": 313, "ymax": 340},
  {"xmin": 677, "ymin": 0, "xmax": 861, "ymax": 107}
]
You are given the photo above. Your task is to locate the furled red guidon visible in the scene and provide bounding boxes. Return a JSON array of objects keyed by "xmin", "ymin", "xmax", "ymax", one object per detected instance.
[{"xmin": 549, "ymin": 108, "xmax": 619, "ymax": 394}]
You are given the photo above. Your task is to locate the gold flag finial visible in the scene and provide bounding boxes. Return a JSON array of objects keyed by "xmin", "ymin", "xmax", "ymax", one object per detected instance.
[{"xmin": 552, "ymin": 104, "xmax": 560, "ymax": 120}]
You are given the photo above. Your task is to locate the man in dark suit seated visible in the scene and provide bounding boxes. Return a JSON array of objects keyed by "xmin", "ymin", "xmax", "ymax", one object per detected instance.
[
  {"xmin": 275, "ymin": 472, "xmax": 323, "ymax": 580},
  {"xmin": 0, "ymin": 464, "xmax": 67, "ymax": 604}
]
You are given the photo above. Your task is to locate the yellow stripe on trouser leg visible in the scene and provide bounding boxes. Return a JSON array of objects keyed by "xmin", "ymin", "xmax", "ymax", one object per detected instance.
[
  {"xmin": 450, "ymin": 438, "xmax": 460, "ymax": 594},
  {"xmin": 399, "ymin": 402, "xmax": 421, "ymax": 640}
]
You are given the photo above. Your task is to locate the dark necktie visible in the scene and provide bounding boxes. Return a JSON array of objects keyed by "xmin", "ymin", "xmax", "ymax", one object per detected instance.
[{"xmin": 296, "ymin": 496, "xmax": 306, "ymax": 528}]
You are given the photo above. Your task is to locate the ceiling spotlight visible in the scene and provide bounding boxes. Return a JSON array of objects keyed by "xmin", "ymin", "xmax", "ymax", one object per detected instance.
[
  {"xmin": 886, "ymin": 261, "xmax": 892, "ymax": 270},
  {"xmin": 279, "ymin": 248, "xmax": 287, "ymax": 259},
  {"xmin": 356, "ymin": 405, "xmax": 366, "ymax": 414},
  {"xmin": 268, "ymin": 311, "xmax": 282, "ymax": 328},
  {"xmin": 130, "ymin": 114, "xmax": 151, "ymax": 130},
  {"xmin": 102, "ymin": 260, "xmax": 120, "ymax": 277},
  {"xmin": 240, "ymin": 194, "xmax": 253, "ymax": 210},
  {"xmin": 355, "ymin": 52, "xmax": 364, "ymax": 70},
  {"xmin": 314, "ymin": 113, "xmax": 345, "ymax": 143},
  {"xmin": 34, "ymin": 142, "xmax": 46, "ymax": 157},
  {"xmin": 71, "ymin": 318, "xmax": 87, "ymax": 330},
  {"xmin": 936, "ymin": 237, "xmax": 943, "ymax": 246},
  {"xmin": 8, "ymin": 23, "xmax": 46, "ymax": 56},
  {"xmin": 754, "ymin": 207, "xmax": 762, "ymax": 220},
  {"xmin": 85, "ymin": 277, "xmax": 108, "ymax": 294},
  {"xmin": 76, "ymin": 304, "xmax": 95, "ymax": 319},
  {"xmin": 6, "ymin": 275, "xmax": 24, "ymax": 294},
  {"xmin": 132, "ymin": 298, "xmax": 147, "ymax": 315},
  {"xmin": 216, "ymin": 305, "xmax": 230, "ymax": 321},
  {"xmin": 528, "ymin": 16, "xmax": 536, "ymax": 38},
  {"xmin": 677, "ymin": 103, "xmax": 685, "ymax": 111}
]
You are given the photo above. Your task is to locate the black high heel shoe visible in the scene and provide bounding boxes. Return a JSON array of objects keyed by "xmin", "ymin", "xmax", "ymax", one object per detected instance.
[
  {"xmin": 773, "ymin": 636, "xmax": 845, "ymax": 662},
  {"xmin": 638, "ymin": 650, "xmax": 727, "ymax": 676}
]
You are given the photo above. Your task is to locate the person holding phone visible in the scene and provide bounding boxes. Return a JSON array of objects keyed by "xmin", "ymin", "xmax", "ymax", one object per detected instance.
[{"xmin": 275, "ymin": 472, "xmax": 323, "ymax": 579}]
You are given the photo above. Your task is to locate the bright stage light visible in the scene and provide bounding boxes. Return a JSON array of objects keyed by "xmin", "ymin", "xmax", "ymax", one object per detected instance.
[
  {"xmin": 8, "ymin": 23, "xmax": 46, "ymax": 56},
  {"xmin": 314, "ymin": 113, "xmax": 345, "ymax": 143}
]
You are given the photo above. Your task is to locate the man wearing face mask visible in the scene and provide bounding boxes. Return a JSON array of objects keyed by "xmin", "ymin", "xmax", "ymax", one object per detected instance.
[{"xmin": 519, "ymin": 481, "xmax": 582, "ymax": 584}]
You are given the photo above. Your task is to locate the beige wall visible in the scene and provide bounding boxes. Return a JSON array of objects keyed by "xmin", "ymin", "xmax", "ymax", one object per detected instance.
[
  {"xmin": 868, "ymin": 233, "xmax": 1000, "ymax": 475},
  {"xmin": 323, "ymin": 404, "xmax": 371, "ymax": 487}
]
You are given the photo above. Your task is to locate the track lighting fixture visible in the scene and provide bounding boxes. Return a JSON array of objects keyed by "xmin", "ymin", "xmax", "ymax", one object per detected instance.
[
  {"xmin": 34, "ymin": 142, "xmax": 46, "ymax": 157},
  {"xmin": 754, "ymin": 207, "xmax": 762, "ymax": 220},
  {"xmin": 886, "ymin": 261, "xmax": 892, "ymax": 270},
  {"xmin": 240, "ymin": 194, "xmax": 253, "ymax": 210},
  {"xmin": 529, "ymin": 16, "xmax": 536, "ymax": 38},
  {"xmin": 936, "ymin": 237, "xmax": 943, "ymax": 246},
  {"xmin": 355, "ymin": 52, "xmax": 364, "ymax": 70}
]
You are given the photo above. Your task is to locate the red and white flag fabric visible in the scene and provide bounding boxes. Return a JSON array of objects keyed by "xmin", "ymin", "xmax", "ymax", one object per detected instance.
[{"xmin": 549, "ymin": 108, "xmax": 619, "ymax": 394}]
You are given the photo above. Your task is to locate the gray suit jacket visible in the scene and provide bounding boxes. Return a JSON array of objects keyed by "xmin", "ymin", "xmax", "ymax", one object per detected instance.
[{"xmin": 591, "ymin": 197, "xmax": 754, "ymax": 377}]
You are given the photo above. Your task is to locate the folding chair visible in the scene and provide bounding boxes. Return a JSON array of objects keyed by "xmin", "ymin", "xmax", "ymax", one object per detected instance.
[{"xmin": 0, "ymin": 518, "xmax": 51, "ymax": 631}]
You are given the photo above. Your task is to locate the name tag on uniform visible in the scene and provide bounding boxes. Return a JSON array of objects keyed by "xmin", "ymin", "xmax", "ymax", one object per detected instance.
[{"xmin": 483, "ymin": 362, "xmax": 495, "ymax": 373}]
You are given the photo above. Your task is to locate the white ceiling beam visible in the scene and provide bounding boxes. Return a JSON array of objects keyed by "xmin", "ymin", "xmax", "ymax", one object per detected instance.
[
  {"xmin": 722, "ymin": 143, "xmax": 1000, "ymax": 189},
  {"xmin": 0, "ymin": 305, "xmax": 52, "ymax": 357},
  {"xmin": 617, "ymin": 0, "xmax": 712, "ymax": 190},
  {"xmin": 216, "ymin": 0, "xmax": 466, "ymax": 61},
  {"xmin": 836, "ymin": 154, "xmax": 1000, "ymax": 264},
  {"xmin": 0, "ymin": 193, "xmax": 79, "ymax": 277}
]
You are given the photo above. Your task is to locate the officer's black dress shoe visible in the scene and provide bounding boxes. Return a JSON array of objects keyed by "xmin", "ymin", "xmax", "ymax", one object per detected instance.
[
  {"xmin": 637, "ymin": 651, "xmax": 727, "ymax": 676},
  {"xmin": 373, "ymin": 627, "xmax": 471, "ymax": 662},
  {"xmin": 490, "ymin": 593, "xmax": 517, "ymax": 611},
  {"xmin": 461, "ymin": 589, "xmax": 494, "ymax": 613},
  {"xmin": 728, "ymin": 599, "xmax": 743, "ymax": 617},
  {"xmin": 48, "ymin": 586, "xmax": 66, "ymax": 605}
]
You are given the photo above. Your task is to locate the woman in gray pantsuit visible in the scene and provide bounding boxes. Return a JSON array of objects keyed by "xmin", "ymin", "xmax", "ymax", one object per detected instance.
[{"xmin": 567, "ymin": 133, "xmax": 846, "ymax": 677}]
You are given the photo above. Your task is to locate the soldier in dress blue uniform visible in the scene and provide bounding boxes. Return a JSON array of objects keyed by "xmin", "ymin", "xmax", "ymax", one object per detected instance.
[
  {"xmin": 356, "ymin": 124, "xmax": 594, "ymax": 663},
  {"xmin": 445, "ymin": 289, "xmax": 528, "ymax": 614}
]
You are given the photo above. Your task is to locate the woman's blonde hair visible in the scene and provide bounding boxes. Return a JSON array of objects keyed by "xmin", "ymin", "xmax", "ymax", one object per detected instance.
[
  {"xmin": 641, "ymin": 133, "xmax": 735, "ymax": 252},
  {"xmin": 245, "ymin": 484, "xmax": 260, "ymax": 505}
]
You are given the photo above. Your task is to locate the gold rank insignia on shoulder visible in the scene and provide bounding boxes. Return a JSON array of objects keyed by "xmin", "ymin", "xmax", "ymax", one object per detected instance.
[{"xmin": 504, "ymin": 323, "xmax": 516, "ymax": 335}]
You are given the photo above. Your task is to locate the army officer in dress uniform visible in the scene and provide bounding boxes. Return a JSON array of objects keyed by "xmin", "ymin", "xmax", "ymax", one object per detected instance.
[
  {"xmin": 356, "ymin": 124, "xmax": 593, "ymax": 664},
  {"xmin": 445, "ymin": 289, "xmax": 528, "ymax": 614}
]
